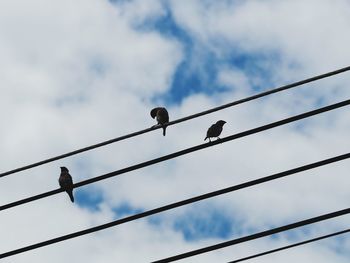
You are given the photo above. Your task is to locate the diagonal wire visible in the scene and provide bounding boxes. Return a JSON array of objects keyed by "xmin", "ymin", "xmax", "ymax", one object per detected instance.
[
  {"xmin": 1, "ymin": 99, "xmax": 349, "ymax": 212},
  {"xmin": 0, "ymin": 152, "xmax": 349, "ymax": 258},
  {"xmin": 152, "ymin": 209, "xmax": 350, "ymax": 262},
  {"xmin": 1, "ymin": 65, "xmax": 350, "ymax": 178},
  {"xmin": 227, "ymin": 228, "xmax": 350, "ymax": 263}
]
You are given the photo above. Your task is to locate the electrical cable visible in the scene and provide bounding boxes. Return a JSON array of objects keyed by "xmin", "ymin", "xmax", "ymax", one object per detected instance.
[
  {"xmin": 152, "ymin": 209, "xmax": 350, "ymax": 262},
  {"xmin": 0, "ymin": 153, "xmax": 349, "ymax": 258},
  {"xmin": 227, "ymin": 228, "xmax": 350, "ymax": 263},
  {"xmin": 1, "ymin": 99, "xmax": 349, "ymax": 212},
  {"xmin": 1, "ymin": 99, "xmax": 349, "ymax": 211},
  {"xmin": 2, "ymin": 66, "xmax": 350, "ymax": 178}
]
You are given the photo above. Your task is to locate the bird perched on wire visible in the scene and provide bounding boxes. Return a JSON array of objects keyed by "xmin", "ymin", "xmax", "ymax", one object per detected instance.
[
  {"xmin": 150, "ymin": 107, "xmax": 169, "ymax": 136},
  {"xmin": 59, "ymin": 166, "xmax": 74, "ymax": 203},
  {"xmin": 204, "ymin": 120, "xmax": 226, "ymax": 142}
]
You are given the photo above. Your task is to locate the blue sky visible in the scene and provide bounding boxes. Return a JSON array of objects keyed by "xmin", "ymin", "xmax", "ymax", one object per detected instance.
[
  {"xmin": 0, "ymin": 1, "xmax": 349, "ymax": 262},
  {"xmin": 136, "ymin": 3, "xmax": 280, "ymax": 104},
  {"xmin": 148, "ymin": 7, "xmax": 228, "ymax": 103},
  {"xmin": 75, "ymin": 1, "xmax": 343, "ymax": 246}
]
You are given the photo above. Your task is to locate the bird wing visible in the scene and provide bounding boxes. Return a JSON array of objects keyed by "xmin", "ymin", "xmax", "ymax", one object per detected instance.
[
  {"xmin": 59, "ymin": 173, "xmax": 73, "ymax": 188},
  {"xmin": 206, "ymin": 124, "xmax": 216, "ymax": 137},
  {"xmin": 157, "ymin": 108, "xmax": 169, "ymax": 123}
]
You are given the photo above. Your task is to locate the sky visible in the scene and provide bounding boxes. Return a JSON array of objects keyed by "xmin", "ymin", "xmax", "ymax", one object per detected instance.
[{"xmin": 0, "ymin": 0, "xmax": 350, "ymax": 262}]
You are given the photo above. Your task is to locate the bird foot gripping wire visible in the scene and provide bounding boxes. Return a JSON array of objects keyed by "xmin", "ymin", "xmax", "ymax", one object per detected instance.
[{"xmin": 151, "ymin": 124, "xmax": 162, "ymax": 129}]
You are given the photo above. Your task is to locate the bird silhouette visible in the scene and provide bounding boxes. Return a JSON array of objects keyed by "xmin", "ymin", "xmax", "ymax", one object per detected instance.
[
  {"xmin": 150, "ymin": 107, "xmax": 169, "ymax": 136},
  {"xmin": 59, "ymin": 166, "xmax": 74, "ymax": 203},
  {"xmin": 204, "ymin": 120, "xmax": 226, "ymax": 142}
]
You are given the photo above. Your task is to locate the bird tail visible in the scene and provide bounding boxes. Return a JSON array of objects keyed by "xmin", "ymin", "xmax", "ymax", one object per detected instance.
[
  {"xmin": 67, "ymin": 190, "xmax": 74, "ymax": 203},
  {"xmin": 162, "ymin": 125, "xmax": 167, "ymax": 136},
  {"xmin": 204, "ymin": 136, "xmax": 208, "ymax": 141}
]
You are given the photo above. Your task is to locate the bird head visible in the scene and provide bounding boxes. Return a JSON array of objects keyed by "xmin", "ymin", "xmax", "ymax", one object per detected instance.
[
  {"xmin": 150, "ymin": 107, "xmax": 168, "ymax": 119},
  {"xmin": 60, "ymin": 166, "xmax": 69, "ymax": 172},
  {"xmin": 216, "ymin": 120, "xmax": 226, "ymax": 127},
  {"xmin": 150, "ymin": 107, "xmax": 160, "ymax": 119}
]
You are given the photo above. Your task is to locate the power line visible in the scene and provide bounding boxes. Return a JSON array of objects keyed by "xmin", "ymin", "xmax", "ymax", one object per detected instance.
[
  {"xmin": 1, "ymin": 99, "xmax": 349, "ymax": 212},
  {"xmin": 152, "ymin": 208, "xmax": 350, "ymax": 263},
  {"xmin": 227, "ymin": 228, "xmax": 350, "ymax": 263},
  {"xmin": 1, "ymin": 66, "xmax": 350, "ymax": 178},
  {"xmin": 0, "ymin": 153, "xmax": 348, "ymax": 258}
]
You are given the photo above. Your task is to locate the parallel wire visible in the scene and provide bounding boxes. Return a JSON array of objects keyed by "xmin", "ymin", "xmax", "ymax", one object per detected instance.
[
  {"xmin": 227, "ymin": 228, "xmax": 350, "ymax": 263},
  {"xmin": 152, "ymin": 208, "xmax": 350, "ymax": 262},
  {"xmin": 2, "ymin": 66, "xmax": 350, "ymax": 178},
  {"xmin": 1, "ymin": 99, "xmax": 349, "ymax": 212},
  {"xmin": 0, "ymin": 153, "xmax": 349, "ymax": 258}
]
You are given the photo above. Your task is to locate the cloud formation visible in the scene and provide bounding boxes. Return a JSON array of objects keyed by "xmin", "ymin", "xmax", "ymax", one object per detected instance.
[{"xmin": 0, "ymin": 0, "xmax": 349, "ymax": 262}]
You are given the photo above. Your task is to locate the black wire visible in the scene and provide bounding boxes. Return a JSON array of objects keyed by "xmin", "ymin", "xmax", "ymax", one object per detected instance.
[
  {"xmin": 152, "ymin": 209, "xmax": 350, "ymax": 263},
  {"xmin": 0, "ymin": 153, "xmax": 349, "ymax": 259},
  {"xmin": 1, "ymin": 66, "xmax": 350, "ymax": 178},
  {"xmin": 1, "ymin": 99, "xmax": 349, "ymax": 212},
  {"xmin": 227, "ymin": 228, "xmax": 350, "ymax": 263}
]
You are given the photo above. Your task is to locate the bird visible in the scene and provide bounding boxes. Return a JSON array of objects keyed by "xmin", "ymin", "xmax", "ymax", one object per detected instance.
[
  {"xmin": 150, "ymin": 107, "xmax": 169, "ymax": 136},
  {"xmin": 204, "ymin": 120, "xmax": 226, "ymax": 142},
  {"xmin": 59, "ymin": 166, "xmax": 74, "ymax": 203}
]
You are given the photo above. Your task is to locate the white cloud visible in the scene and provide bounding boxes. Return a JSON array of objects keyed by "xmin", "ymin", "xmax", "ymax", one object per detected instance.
[{"xmin": 0, "ymin": 0, "xmax": 349, "ymax": 262}]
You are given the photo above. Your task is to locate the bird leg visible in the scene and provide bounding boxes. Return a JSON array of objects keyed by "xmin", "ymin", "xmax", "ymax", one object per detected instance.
[{"xmin": 151, "ymin": 124, "xmax": 162, "ymax": 128}]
